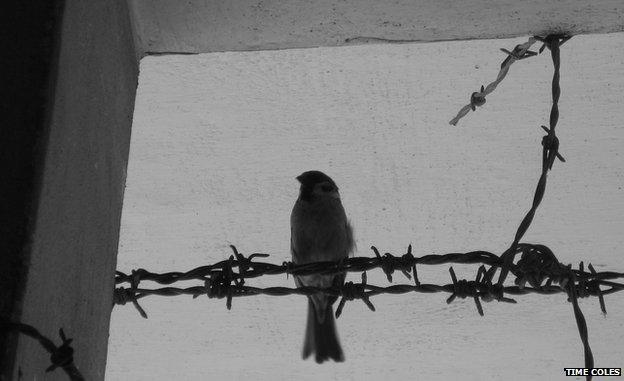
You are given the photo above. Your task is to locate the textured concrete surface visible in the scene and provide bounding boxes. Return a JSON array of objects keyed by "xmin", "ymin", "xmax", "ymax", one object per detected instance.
[
  {"xmin": 10, "ymin": 1, "xmax": 138, "ymax": 380},
  {"xmin": 130, "ymin": 0, "xmax": 624, "ymax": 54},
  {"xmin": 107, "ymin": 33, "xmax": 624, "ymax": 380},
  {"xmin": 0, "ymin": 1, "xmax": 64, "ymax": 376}
]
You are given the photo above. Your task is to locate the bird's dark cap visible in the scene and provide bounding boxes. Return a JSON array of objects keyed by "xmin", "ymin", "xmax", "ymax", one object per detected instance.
[{"xmin": 296, "ymin": 170, "xmax": 337, "ymax": 188}]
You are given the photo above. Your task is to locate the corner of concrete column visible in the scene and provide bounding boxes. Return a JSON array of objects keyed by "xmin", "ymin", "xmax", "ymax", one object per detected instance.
[{"xmin": 1, "ymin": 0, "xmax": 140, "ymax": 379}]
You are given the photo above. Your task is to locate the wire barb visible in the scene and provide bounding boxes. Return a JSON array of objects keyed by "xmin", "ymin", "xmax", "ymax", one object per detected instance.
[
  {"xmin": 336, "ymin": 272, "xmax": 376, "ymax": 318},
  {"xmin": 587, "ymin": 263, "xmax": 607, "ymax": 315}
]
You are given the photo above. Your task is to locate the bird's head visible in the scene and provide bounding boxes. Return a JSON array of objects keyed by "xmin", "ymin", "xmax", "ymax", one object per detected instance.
[{"xmin": 296, "ymin": 170, "xmax": 340, "ymax": 202}]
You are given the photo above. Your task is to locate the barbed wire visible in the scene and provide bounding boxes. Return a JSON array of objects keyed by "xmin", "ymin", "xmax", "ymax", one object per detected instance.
[
  {"xmin": 497, "ymin": 34, "xmax": 570, "ymax": 286},
  {"xmin": 113, "ymin": 243, "xmax": 623, "ymax": 381},
  {"xmin": 112, "ymin": 34, "xmax": 624, "ymax": 381},
  {"xmin": 0, "ymin": 318, "xmax": 84, "ymax": 381},
  {"xmin": 449, "ymin": 36, "xmax": 571, "ymax": 126},
  {"xmin": 449, "ymin": 36, "xmax": 538, "ymax": 125},
  {"xmin": 114, "ymin": 243, "xmax": 624, "ymax": 314}
]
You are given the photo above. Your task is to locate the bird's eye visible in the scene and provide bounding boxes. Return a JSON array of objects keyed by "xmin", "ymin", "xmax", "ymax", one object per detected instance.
[{"xmin": 321, "ymin": 184, "xmax": 333, "ymax": 192}]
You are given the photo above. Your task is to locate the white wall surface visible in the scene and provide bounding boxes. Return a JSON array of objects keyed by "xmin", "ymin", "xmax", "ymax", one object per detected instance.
[{"xmin": 107, "ymin": 33, "xmax": 624, "ymax": 380}]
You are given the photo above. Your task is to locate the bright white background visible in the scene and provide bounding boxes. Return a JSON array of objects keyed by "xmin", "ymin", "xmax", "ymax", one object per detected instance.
[{"xmin": 106, "ymin": 34, "xmax": 624, "ymax": 380}]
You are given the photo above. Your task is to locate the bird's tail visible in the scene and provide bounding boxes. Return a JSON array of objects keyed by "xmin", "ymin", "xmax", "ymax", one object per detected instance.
[{"xmin": 302, "ymin": 299, "xmax": 344, "ymax": 363}]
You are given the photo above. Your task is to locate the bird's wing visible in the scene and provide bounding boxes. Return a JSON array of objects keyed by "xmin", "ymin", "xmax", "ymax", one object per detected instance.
[{"xmin": 345, "ymin": 219, "xmax": 355, "ymax": 256}]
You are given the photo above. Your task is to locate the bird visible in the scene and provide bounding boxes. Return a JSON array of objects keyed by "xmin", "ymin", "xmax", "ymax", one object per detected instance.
[{"xmin": 290, "ymin": 170, "xmax": 354, "ymax": 363}]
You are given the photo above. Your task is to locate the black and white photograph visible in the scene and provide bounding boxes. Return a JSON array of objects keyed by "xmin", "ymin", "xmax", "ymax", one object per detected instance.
[{"xmin": 2, "ymin": 1, "xmax": 623, "ymax": 380}]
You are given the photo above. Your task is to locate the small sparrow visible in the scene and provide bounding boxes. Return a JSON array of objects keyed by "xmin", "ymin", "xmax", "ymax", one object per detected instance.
[{"xmin": 290, "ymin": 170, "xmax": 354, "ymax": 363}]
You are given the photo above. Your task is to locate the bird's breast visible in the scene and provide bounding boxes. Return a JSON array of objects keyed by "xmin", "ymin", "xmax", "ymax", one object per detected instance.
[{"xmin": 291, "ymin": 198, "xmax": 349, "ymax": 263}]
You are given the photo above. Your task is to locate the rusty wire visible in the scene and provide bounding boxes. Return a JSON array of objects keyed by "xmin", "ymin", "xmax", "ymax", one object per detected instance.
[
  {"xmin": 112, "ymin": 34, "xmax": 623, "ymax": 381},
  {"xmin": 0, "ymin": 319, "xmax": 84, "ymax": 381}
]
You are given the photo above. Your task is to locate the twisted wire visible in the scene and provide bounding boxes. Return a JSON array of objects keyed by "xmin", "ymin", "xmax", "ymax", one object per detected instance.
[{"xmin": 449, "ymin": 37, "xmax": 539, "ymax": 126}]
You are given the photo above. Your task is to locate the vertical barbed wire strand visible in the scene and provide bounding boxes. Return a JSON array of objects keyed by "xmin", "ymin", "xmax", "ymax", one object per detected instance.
[{"xmin": 497, "ymin": 35, "xmax": 569, "ymax": 286}]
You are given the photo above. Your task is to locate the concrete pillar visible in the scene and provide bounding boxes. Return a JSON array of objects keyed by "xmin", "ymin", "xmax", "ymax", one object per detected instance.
[{"xmin": 1, "ymin": 1, "xmax": 139, "ymax": 380}]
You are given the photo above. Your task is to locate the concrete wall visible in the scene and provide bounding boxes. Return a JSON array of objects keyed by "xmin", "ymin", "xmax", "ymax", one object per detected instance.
[
  {"xmin": 130, "ymin": 0, "xmax": 624, "ymax": 54},
  {"xmin": 7, "ymin": 1, "xmax": 138, "ymax": 380}
]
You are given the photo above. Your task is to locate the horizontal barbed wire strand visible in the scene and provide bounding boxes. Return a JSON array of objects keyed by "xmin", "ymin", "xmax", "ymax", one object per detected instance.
[{"xmin": 114, "ymin": 243, "xmax": 624, "ymax": 313}]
